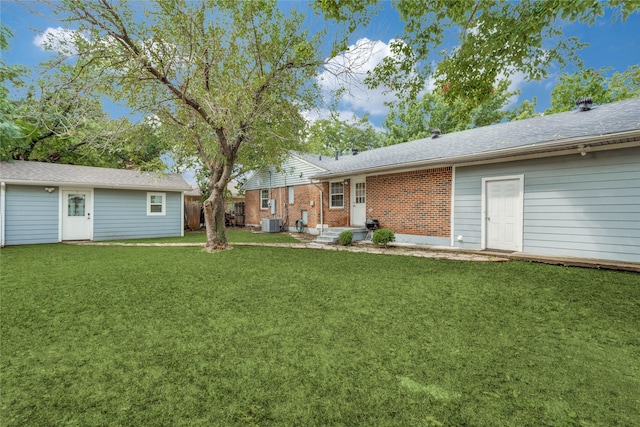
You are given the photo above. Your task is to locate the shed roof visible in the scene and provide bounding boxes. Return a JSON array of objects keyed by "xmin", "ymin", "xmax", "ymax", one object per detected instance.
[
  {"xmin": 313, "ymin": 97, "xmax": 640, "ymax": 179},
  {"xmin": 0, "ymin": 160, "xmax": 191, "ymax": 191}
]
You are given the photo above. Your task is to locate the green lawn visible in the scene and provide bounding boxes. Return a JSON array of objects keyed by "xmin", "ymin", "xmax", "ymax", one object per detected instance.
[
  {"xmin": 1, "ymin": 242, "xmax": 639, "ymax": 426},
  {"xmin": 108, "ymin": 229, "xmax": 302, "ymax": 244}
]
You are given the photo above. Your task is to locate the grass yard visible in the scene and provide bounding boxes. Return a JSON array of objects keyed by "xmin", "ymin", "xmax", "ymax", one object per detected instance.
[
  {"xmin": 1, "ymin": 242, "xmax": 639, "ymax": 426},
  {"xmin": 108, "ymin": 229, "xmax": 301, "ymax": 244}
]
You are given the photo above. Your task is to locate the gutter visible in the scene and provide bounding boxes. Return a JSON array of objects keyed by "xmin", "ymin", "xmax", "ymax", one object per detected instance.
[
  {"xmin": 0, "ymin": 179, "xmax": 191, "ymax": 192},
  {"xmin": 311, "ymin": 130, "xmax": 640, "ymax": 180}
]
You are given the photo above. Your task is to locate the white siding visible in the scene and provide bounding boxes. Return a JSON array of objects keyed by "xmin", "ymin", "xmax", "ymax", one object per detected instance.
[
  {"xmin": 454, "ymin": 146, "xmax": 640, "ymax": 263},
  {"xmin": 244, "ymin": 156, "xmax": 325, "ymax": 190}
]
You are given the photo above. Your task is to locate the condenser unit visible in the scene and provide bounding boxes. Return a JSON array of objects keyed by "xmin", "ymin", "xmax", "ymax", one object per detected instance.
[{"xmin": 261, "ymin": 218, "xmax": 282, "ymax": 233}]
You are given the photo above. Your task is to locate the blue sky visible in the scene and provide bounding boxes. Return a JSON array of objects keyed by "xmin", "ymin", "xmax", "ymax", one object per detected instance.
[{"xmin": 2, "ymin": 1, "xmax": 640, "ymax": 129}]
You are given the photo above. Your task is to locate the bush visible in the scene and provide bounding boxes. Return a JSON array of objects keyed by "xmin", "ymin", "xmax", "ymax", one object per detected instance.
[
  {"xmin": 338, "ymin": 230, "xmax": 353, "ymax": 246},
  {"xmin": 372, "ymin": 228, "xmax": 395, "ymax": 247}
]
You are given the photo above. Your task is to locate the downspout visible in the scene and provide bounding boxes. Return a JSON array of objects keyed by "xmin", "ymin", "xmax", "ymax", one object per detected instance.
[
  {"xmin": 268, "ymin": 170, "xmax": 273, "ymax": 218},
  {"xmin": 0, "ymin": 182, "xmax": 5, "ymax": 247},
  {"xmin": 310, "ymin": 181, "xmax": 325, "ymax": 235},
  {"xmin": 180, "ymin": 191, "xmax": 185, "ymax": 237},
  {"xmin": 319, "ymin": 189, "xmax": 323, "ymax": 235},
  {"xmin": 284, "ymin": 173, "xmax": 288, "ymax": 229},
  {"xmin": 450, "ymin": 165, "xmax": 456, "ymax": 247}
]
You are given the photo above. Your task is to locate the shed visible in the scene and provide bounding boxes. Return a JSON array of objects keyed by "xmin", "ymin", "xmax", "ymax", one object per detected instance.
[{"xmin": 0, "ymin": 161, "xmax": 191, "ymax": 245}]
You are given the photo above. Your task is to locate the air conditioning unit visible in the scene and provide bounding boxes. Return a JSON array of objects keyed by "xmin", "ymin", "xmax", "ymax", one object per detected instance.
[{"xmin": 261, "ymin": 218, "xmax": 281, "ymax": 233}]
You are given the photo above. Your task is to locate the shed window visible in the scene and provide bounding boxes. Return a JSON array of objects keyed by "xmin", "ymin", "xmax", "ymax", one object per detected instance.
[
  {"xmin": 261, "ymin": 189, "xmax": 269, "ymax": 209},
  {"xmin": 68, "ymin": 194, "xmax": 86, "ymax": 216},
  {"xmin": 147, "ymin": 192, "xmax": 166, "ymax": 215},
  {"xmin": 330, "ymin": 182, "xmax": 344, "ymax": 208}
]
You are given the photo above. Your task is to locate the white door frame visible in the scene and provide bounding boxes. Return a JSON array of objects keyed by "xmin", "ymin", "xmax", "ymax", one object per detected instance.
[
  {"xmin": 60, "ymin": 187, "xmax": 94, "ymax": 241},
  {"xmin": 480, "ymin": 175, "xmax": 524, "ymax": 251},
  {"xmin": 350, "ymin": 176, "xmax": 367, "ymax": 226}
]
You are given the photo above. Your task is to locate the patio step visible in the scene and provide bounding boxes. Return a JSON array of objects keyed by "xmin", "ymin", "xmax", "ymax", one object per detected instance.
[{"xmin": 313, "ymin": 227, "xmax": 368, "ymax": 245}]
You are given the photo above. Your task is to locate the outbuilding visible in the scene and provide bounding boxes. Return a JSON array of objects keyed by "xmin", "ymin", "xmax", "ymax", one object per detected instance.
[{"xmin": 0, "ymin": 161, "xmax": 191, "ymax": 246}]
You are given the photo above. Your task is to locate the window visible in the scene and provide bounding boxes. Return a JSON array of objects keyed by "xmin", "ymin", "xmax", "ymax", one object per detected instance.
[
  {"xmin": 147, "ymin": 192, "xmax": 166, "ymax": 215},
  {"xmin": 288, "ymin": 186, "xmax": 294, "ymax": 204},
  {"xmin": 261, "ymin": 189, "xmax": 269, "ymax": 209},
  {"xmin": 355, "ymin": 182, "xmax": 366, "ymax": 204},
  {"xmin": 330, "ymin": 182, "xmax": 344, "ymax": 208},
  {"xmin": 68, "ymin": 194, "xmax": 86, "ymax": 216}
]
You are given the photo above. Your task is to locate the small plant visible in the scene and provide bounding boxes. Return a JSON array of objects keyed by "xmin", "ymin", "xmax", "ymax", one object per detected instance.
[
  {"xmin": 372, "ymin": 228, "xmax": 395, "ymax": 247},
  {"xmin": 338, "ymin": 230, "xmax": 353, "ymax": 246}
]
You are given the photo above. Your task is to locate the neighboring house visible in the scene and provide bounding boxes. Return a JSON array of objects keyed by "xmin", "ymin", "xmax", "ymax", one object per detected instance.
[
  {"xmin": 0, "ymin": 161, "xmax": 191, "ymax": 246},
  {"xmin": 245, "ymin": 97, "xmax": 640, "ymax": 263}
]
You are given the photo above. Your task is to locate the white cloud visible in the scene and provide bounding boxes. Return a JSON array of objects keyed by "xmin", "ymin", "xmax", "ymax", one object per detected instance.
[
  {"xmin": 317, "ymin": 38, "xmax": 401, "ymax": 118},
  {"xmin": 497, "ymin": 69, "xmax": 528, "ymax": 108},
  {"xmin": 33, "ymin": 27, "xmax": 83, "ymax": 54},
  {"xmin": 301, "ymin": 107, "xmax": 386, "ymax": 133}
]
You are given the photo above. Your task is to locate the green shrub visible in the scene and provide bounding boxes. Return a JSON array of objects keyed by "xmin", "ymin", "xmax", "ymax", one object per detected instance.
[
  {"xmin": 372, "ymin": 228, "xmax": 395, "ymax": 246},
  {"xmin": 338, "ymin": 230, "xmax": 353, "ymax": 246}
]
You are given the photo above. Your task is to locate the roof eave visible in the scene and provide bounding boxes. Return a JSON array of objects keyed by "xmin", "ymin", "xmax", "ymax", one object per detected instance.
[
  {"xmin": 0, "ymin": 179, "xmax": 191, "ymax": 192},
  {"xmin": 312, "ymin": 130, "xmax": 640, "ymax": 180}
]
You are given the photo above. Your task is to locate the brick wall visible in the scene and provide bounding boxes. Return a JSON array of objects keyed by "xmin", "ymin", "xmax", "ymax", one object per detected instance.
[
  {"xmin": 367, "ymin": 167, "xmax": 451, "ymax": 237},
  {"xmin": 321, "ymin": 181, "xmax": 350, "ymax": 227},
  {"xmin": 246, "ymin": 167, "xmax": 450, "ymax": 236},
  {"xmin": 246, "ymin": 183, "xmax": 344, "ymax": 229}
]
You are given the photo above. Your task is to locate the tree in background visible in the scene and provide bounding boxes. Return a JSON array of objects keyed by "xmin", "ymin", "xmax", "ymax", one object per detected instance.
[
  {"xmin": 2, "ymin": 26, "xmax": 169, "ymax": 169},
  {"xmin": 383, "ymin": 80, "xmax": 538, "ymax": 144},
  {"xmin": 305, "ymin": 115, "xmax": 384, "ymax": 156},
  {"xmin": 5, "ymin": 82, "xmax": 168, "ymax": 169},
  {"xmin": 45, "ymin": 0, "xmax": 324, "ymax": 251},
  {"xmin": 315, "ymin": 0, "xmax": 640, "ymax": 111},
  {"xmin": 0, "ymin": 26, "xmax": 27, "ymax": 148},
  {"xmin": 546, "ymin": 65, "xmax": 640, "ymax": 114}
]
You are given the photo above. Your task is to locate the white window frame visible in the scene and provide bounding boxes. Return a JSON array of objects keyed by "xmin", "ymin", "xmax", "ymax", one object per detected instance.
[
  {"xmin": 260, "ymin": 189, "xmax": 269, "ymax": 210},
  {"xmin": 330, "ymin": 181, "xmax": 344, "ymax": 208},
  {"xmin": 147, "ymin": 192, "xmax": 166, "ymax": 216},
  {"xmin": 288, "ymin": 186, "xmax": 294, "ymax": 204}
]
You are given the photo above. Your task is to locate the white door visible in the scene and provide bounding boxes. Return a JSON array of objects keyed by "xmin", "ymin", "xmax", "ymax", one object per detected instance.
[
  {"xmin": 62, "ymin": 190, "xmax": 92, "ymax": 240},
  {"xmin": 350, "ymin": 177, "xmax": 367, "ymax": 226},
  {"xmin": 484, "ymin": 177, "xmax": 523, "ymax": 251}
]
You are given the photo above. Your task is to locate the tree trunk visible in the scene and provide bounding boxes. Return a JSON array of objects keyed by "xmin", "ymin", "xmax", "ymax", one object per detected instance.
[{"xmin": 203, "ymin": 186, "xmax": 229, "ymax": 252}]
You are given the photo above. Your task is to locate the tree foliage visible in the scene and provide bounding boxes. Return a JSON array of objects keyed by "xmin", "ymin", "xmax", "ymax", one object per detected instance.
[
  {"xmin": 2, "ymin": 25, "xmax": 167, "ymax": 169},
  {"xmin": 383, "ymin": 80, "xmax": 538, "ymax": 144},
  {"xmin": 547, "ymin": 65, "xmax": 640, "ymax": 113},
  {"xmin": 46, "ymin": 0, "xmax": 326, "ymax": 251},
  {"xmin": 0, "ymin": 26, "xmax": 28, "ymax": 146},
  {"xmin": 305, "ymin": 115, "xmax": 384, "ymax": 156},
  {"xmin": 315, "ymin": 0, "xmax": 640, "ymax": 109},
  {"xmin": 2, "ymin": 77, "xmax": 168, "ymax": 169}
]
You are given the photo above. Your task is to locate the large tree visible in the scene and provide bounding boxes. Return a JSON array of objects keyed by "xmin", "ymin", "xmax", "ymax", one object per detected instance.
[
  {"xmin": 2, "ymin": 25, "xmax": 167, "ymax": 169},
  {"xmin": 45, "ymin": 0, "xmax": 324, "ymax": 251},
  {"xmin": 546, "ymin": 65, "xmax": 640, "ymax": 114},
  {"xmin": 4, "ymin": 79, "xmax": 168, "ymax": 169},
  {"xmin": 0, "ymin": 26, "xmax": 27, "ymax": 146},
  {"xmin": 383, "ymin": 80, "xmax": 538, "ymax": 144},
  {"xmin": 306, "ymin": 115, "xmax": 384, "ymax": 156},
  {"xmin": 315, "ymin": 0, "xmax": 640, "ymax": 109}
]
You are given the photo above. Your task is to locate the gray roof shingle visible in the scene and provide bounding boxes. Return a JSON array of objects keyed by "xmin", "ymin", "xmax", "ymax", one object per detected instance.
[
  {"xmin": 313, "ymin": 97, "xmax": 640, "ymax": 178},
  {"xmin": 0, "ymin": 161, "xmax": 191, "ymax": 191},
  {"xmin": 294, "ymin": 152, "xmax": 335, "ymax": 170}
]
